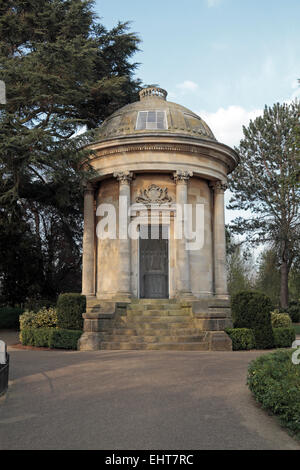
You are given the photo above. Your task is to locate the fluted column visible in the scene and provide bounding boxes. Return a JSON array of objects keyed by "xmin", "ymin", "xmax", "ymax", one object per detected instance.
[
  {"xmin": 174, "ymin": 170, "xmax": 193, "ymax": 298},
  {"xmin": 82, "ymin": 183, "xmax": 95, "ymax": 296},
  {"xmin": 211, "ymin": 181, "xmax": 228, "ymax": 298},
  {"xmin": 114, "ymin": 171, "xmax": 133, "ymax": 299}
]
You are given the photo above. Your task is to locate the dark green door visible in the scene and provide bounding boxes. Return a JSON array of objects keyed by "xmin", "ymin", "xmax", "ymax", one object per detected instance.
[{"xmin": 139, "ymin": 225, "xmax": 169, "ymax": 299}]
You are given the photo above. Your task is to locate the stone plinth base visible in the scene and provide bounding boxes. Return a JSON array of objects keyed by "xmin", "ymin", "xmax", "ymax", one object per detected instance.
[
  {"xmin": 78, "ymin": 332, "xmax": 102, "ymax": 351},
  {"xmin": 209, "ymin": 331, "xmax": 232, "ymax": 351},
  {"xmin": 77, "ymin": 296, "xmax": 233, "ymax": 351}
]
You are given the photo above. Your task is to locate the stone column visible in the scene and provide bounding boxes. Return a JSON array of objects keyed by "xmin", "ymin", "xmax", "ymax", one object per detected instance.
[
  {"xmin": 174, "ymin": 170, "xmax": 193, "ymax": 298},
  {"xmin": 211, "ymin": 181, "xmax": 228, "ymax": 298},
  {"xmin": 82, "ymin": 183, "xmax": 95, "ymax": 296},
  {"xmin": 113, "ymin": 171, "xmax": 133, "ymax": 299}
]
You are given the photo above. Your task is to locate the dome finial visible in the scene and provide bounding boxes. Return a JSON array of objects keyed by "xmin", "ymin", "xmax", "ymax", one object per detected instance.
[{"xmin": 139, "ymin": 86, "xmax": 167, "ymax": 101}]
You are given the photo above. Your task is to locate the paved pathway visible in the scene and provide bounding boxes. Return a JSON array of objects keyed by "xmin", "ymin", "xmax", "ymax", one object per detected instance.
[{"xmin": 0, "ymin": 334, "xmax": 299, "ymax": 450}]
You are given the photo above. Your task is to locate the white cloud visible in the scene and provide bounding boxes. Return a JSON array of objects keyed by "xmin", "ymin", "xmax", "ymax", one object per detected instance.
[
  {"xmin": 199, "ymin": 105, "xmax": 263, "ymax": 148},
  {"xmin": 176, "ymin": 80, "xmax": 199, "ymax": 93}
]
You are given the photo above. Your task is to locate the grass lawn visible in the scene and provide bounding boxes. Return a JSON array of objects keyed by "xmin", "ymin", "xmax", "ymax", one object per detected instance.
[{"xmin": 292, "ymin": 324, "xmax": 300, "ymax": 335}]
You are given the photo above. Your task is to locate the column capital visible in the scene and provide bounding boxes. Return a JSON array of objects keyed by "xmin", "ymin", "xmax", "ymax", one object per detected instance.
[
  {"xmin": 173, "ymin": 170, "xmax": 193, "ymax": 184},
  {"xmin": 113, "ymin": 171, "xmax": 133, "ymax": 185},
  {"xmin": 209, "ymin": 180, "xmax": 228, "ymax": 193},
  {"xmin": 84, "ymin": 182, "xmax": 96, "ymax": 194}
]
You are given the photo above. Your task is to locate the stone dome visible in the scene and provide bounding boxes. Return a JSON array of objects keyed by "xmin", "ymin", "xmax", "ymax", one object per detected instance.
[{"xmin": 96, "ymin": 86, "xmax": 216, "ymax": 142}]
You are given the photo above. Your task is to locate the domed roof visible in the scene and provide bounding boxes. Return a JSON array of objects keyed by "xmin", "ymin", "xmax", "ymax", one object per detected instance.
[{"xmin": 96, "ymin": 87, "xmax": 216, "ymax": 142}]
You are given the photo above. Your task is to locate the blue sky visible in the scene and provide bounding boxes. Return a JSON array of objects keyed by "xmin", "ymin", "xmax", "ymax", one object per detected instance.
[
  {"xmin": 95, "ymin": 0, "xmax": 299, "ymax": 226},
  {"xmin": 95, "ymin": 0, "xmax": 299, "ymax": 113}
]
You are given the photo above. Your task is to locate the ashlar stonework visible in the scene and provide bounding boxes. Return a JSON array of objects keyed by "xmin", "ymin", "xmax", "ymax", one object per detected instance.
[{"xmin": 78, "ymin": 87, "xmax": 239, "ymax": 351}]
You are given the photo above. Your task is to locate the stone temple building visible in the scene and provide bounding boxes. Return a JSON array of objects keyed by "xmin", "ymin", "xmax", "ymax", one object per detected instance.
[{"xmin": 78, "ymin": 87, "xmax": 239, "ymax": 351}]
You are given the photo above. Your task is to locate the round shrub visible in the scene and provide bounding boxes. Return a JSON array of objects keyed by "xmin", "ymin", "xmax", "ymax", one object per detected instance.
[
  {"xmin": 33, "ymin": 307, "xmax": 58, "ymax": 328},
  {"xmin": 19, "ymin": 307, "xmax": 58, "ymax": 330},
  {"xmin": 56, "ymin": 293, "xmax": 85, "ymax": 330},
  {"xmin": 232, "ymin": 291, "xmax": 274, "ymax": 349},
  {"xmin": 271, "ymin": 310, "xmax": 292, "ymax": 328}
]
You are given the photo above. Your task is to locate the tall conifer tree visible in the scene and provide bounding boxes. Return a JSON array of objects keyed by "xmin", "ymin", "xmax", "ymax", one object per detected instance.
[{"xmin": 0, "ymin": 0, "xmax": 141, "ymax": 303}]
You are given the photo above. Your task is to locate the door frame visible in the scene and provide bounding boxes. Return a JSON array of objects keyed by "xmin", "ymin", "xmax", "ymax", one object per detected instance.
[{"xmin": 138, "ymin": 224, "xmax": 170, "ymax": 299}]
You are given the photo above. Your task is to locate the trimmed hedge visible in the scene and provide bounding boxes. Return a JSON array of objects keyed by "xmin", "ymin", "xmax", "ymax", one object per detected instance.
[
  {"xmin": 56, "ymin": 293, "xmax": 85, "ymax": 330},
  {"xmin": 0, "ymin": 307, "xmax": 24, "ymax": 329},
  {"xmin": 225, "ymin": 328, "xmax": 256, "ymax": 351},
  {"xmin": 20, "ymin": 327, "xmax": 82, "ymax": 350},
  {"xmin": 271, "ymin": 310, "xmax": 292, "ymax": 328},
  {"xmin": 273, "ymin": 327, "xmax": 296, "ymax": 348},
  {"xmin": 20, "ymin": 327, "xmax": 50, "ymax": 347},
  {"xmin": 232, "ymin": 291, "xmax": 274, "ymax": 349},
  {"xmin": 247, "ymin": 350, "xmax": 300, "ymax": 438},
  {"xmin": 48, "ymin": 329, "xmax": 82, "ymax": 349}
]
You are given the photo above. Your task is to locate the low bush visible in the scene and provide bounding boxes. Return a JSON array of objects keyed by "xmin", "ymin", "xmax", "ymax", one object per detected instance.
[
  {"xmin": 247, "ymin": 350, "xmax": 300, "ymax": 438},
  {"xmin": 20, "ymin": 327, "xmax": 82, "ymax": 350},
  {"xmin": 56, "ymin": 293, "xmax": 85, "ymax": 330},
  {"xmin": 48, "ymin": 329, "xmax": 82, "ymax": 350},
  {"xmin": 19, "ymin": 311, "xmax": 36, "ymax": 330},
  {"xmin": 232, "ymin": 291, "xmax": 274, "ymax": 349},
  {"xmin": 286, "ymin": 301, "xmax": 300, "ymax": 323},
  {"xmin": 0, "ymin": 307, "xmax": 24, "ymax": 329},
  {"xmin": 272, "ymin": 327, "xmax": 295, "ymax": 348},
  {"xmin": 225, "ymin": 328, "xmax": 256, "ymax": 351},
  {"xmin": 19, "ymin": 307, "xmax": 58, "ymax": 330},
  {"xmin": 20, "ymin": 328, "xmax": 50, "ymax": 347},
  {"xmin": 271, "ymin": 310, "xmax": 292, "ymax": 328}
]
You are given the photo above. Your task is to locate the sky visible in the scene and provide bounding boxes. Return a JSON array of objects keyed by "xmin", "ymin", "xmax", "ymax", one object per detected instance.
[{"xmin": 94, "ymin": 0, "xmax": 300, "ymax": 226}]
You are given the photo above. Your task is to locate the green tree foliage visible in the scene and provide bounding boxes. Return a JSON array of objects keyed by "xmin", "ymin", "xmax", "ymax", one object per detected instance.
[
  {"xmin": 289, "ymin": 256, "xmax": 300, "ymax": 301},
  {"xmin": 255, "ymin": 249, "xmax": 281, "ymax": 306},
  {"xmin": 228, "ymin": 102, "xmax": 300, "ymax": 309},
  {"xmin": 226, "ymin": 228, "xmax": 254, "ymax": 296},
  {"xmin": 0, "ymin": 0, "xmax": 141, "ymax": 304}
]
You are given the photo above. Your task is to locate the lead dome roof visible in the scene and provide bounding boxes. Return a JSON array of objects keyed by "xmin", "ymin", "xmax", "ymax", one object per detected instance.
[{"xmin": 96, "ymin": 87, "xmax": 216, "ymax": 142}]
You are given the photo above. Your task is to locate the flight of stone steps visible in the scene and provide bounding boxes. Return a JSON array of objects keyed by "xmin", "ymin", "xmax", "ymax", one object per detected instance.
[{"xmin": 99, "ymin": 299, "xmax": 211, "ymax": 351}]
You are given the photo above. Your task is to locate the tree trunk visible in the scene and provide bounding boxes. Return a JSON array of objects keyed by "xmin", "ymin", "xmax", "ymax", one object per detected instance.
[{"xmin": 280, "ymin": 259, "xmax": 289, "ymax": 309}]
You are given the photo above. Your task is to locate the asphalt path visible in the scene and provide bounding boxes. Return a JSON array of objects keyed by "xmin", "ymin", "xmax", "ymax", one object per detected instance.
[{"xmin": 0, "ymin": 336, "xmax": 299, "ymax": 450}]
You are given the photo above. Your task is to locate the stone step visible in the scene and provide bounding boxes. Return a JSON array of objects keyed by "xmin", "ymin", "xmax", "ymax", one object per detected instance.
[
  {"xmin": 126, "ymin": 309, "xmax": 192, "ymax": 317},
  {"xmin": 114, "ymin": 316, "xmax": 193, "ymax": 327},
  {"xmin": 100, "ymin": 341, "xmax": 210, "ymax": 351},
  {"xmin": 105, "ymin": 327, "xmax": 207, "ymax": 336},
  {"xmin": 100, "ymin": 334, "xmax": 207, "ymax": 343},
  {"xmin": 128, "ymin": 303, "xmax": 182, "ymax": 311},
  {"xmin": 131, "ymin": 299, "xmax": 176, "ymax": 304}
]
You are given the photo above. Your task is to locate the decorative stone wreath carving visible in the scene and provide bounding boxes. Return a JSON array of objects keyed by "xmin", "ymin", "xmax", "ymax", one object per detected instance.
[{"xmin": 135, "ymin": 184, "xmax": 173, "ymax": 205}]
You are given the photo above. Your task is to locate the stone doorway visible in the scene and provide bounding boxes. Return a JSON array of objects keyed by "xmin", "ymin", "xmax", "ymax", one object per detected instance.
[{"xmin": 139, "ymin": 225, "xmax": 169, "ymax": 299}]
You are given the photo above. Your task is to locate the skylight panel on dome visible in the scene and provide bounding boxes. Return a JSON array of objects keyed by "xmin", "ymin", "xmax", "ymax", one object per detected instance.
[{"xmin": 136, "ymin": 111, "xmax": 167, "ymax": 130}]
